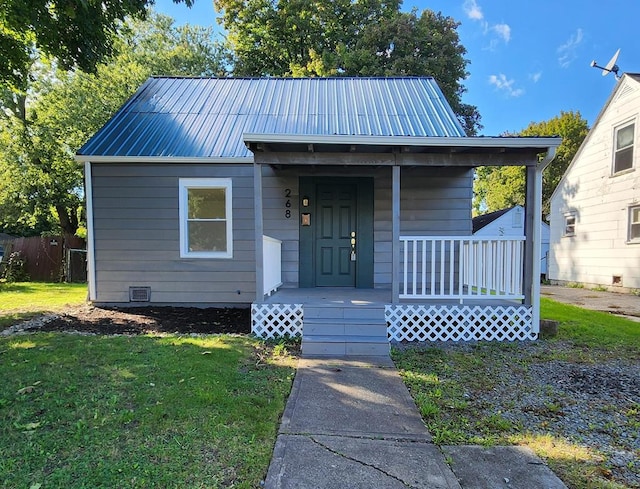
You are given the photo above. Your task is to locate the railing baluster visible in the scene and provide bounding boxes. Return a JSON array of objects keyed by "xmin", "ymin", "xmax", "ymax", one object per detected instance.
[
  {"xmin": 449, "ymin": 240, "xmax": 454, "ymax": 297},
  {"xmin": 402, "ymin": 239, "xmax": 408, "ymax": 296},
  {"xmin": 398, "ymin": 236, "xmax": 525, "ymax": 300},
  {"xmin": 411, "ymin": 239, "xmax": 417, "ymax": 297},
  {"xmin": 420, "ymin": 240, "xmax": 427, "ymax": 295}
]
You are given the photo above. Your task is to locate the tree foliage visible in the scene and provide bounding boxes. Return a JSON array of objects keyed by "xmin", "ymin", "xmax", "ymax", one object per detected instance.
[
  {"xmin": 0, "ymin": 13, "xmax": 227, "ymax": 237},
  {"xmin": 473, "ymin": 111, "xmax": 589, "ymax": 217},
  {"xmin": 214, "ymin": 0, "xmax": 480, "ymax": 134},
  {"xmin": 0, "ymin": 0, "xmax": 197, "ymax": 92}
]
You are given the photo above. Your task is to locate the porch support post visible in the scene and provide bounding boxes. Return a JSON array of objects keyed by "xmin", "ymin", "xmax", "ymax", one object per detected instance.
[
  {"xmin": 392, "ymin": 164, "xmax": 401, "ymax": 303},
  {"xmin": 254, "ymin": 163, "xmax": 264, "ymax": 301},
  {"xmin": 525, "ymin": 163, "xmax": 544, "ymax": 336},
  {"xmin": 523, "ymin": 165, "xmax": 536, "ymax": 307}
]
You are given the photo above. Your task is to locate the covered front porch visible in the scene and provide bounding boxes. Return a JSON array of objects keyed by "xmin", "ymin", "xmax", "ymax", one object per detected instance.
[
  {"xmin": 246, "ymin": 134, "xmax": 560, "ymax": 350},
  {"xmin": 253, "ymin": 239, "xmax": 535, "ymax": 352}
]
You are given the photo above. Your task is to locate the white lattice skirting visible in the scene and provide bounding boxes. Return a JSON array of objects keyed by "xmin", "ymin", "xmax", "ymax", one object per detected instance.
[
  {"xmin": 386, "ymin": 304, "xmax": 536, "ymax": 342},
  {"xmin": 251, "ymin": 303, "xmax": 303, "ymax": 339}
]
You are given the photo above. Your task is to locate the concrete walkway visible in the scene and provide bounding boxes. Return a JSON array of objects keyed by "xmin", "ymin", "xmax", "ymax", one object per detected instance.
[{"xmin": 264, "ymin": 357, "xmax": 567, "ymax": 489}]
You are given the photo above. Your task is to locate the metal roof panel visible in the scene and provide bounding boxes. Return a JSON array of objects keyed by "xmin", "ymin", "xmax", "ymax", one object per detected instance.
[{"xmin": 78, "ymin": 77, "xmax": 467, "ymax": 159}]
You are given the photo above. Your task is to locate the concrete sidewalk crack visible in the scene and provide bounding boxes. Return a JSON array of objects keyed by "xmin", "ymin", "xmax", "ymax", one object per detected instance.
[{"xmin": 308, "ymin": 435, "xmax": 417, "ymax": 488}]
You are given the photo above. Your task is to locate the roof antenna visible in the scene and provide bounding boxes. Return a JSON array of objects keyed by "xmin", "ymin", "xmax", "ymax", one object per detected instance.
[{"xmin": 590, "ymin": 48, "xmax": 621, "ymax": 80}]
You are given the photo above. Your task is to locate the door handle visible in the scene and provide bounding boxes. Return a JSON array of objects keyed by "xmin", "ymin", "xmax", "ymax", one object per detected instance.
[{"xmin": 350, "ymin": 231, "xmax": 356, "ymax": 261}]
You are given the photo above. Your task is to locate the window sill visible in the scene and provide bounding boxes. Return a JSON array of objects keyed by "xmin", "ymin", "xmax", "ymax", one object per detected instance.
[
  {"xmin": 180, "ymin": 252, "xmax": 233, "ymax": 259},
  {"xmin": 626, "ymin": 239, "xmax": 640, "ymax": 245},
  {"xmin": 610, "ymin": 168, "xmax": 635, "ymax": 178},
  {"xmin": 562, "ymin": 234, "xmax": 576, "ymax": 238}
]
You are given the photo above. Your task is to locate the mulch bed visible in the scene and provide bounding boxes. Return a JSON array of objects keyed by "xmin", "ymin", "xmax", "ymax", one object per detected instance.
[{"xmin": 35, "ymin": 304, "xmax": 251, "ymax": 335}]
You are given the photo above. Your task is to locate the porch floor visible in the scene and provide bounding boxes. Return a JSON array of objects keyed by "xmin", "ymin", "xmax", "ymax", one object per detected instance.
[
  {"xmin": 260, "ymin": 287, "xmax": 522, "ymax": 307},
  {"xmin": 252, "ymin": 288, "xmax": 535, "ymax": 345}
]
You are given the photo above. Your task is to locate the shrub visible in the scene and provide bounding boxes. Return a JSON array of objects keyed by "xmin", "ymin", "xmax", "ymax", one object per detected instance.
[{"xmin": 1, "ymin": 251, "xmax": 29, "ymax": 282}]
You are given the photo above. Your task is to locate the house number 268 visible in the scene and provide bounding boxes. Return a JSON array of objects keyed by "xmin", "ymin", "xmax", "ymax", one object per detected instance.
[{"xmin": 284, "ymin": 189, "xmax": 292, "ymax": 218}]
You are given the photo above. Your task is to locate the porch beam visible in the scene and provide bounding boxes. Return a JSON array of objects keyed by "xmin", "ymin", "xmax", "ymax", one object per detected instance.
[
  {"xmin": 252, "ymin": 151, "xmax": 545, "ymax": 167},
  {"xmin": 254, "ymin": 163, "xmax": 264, "ymax": 301},
  {"xmin": 392, "ymin": 165, "xmax": 401, "ymax": 303}
]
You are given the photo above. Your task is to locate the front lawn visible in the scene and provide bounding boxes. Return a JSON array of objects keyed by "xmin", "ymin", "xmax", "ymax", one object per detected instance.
[
  {"xmin": 0, "ymin": 282, "xmax": 87, "ymax": 329},
  {"xmin": 0, "ymin": 334, "xmax": 295, "ymax": 488},
  {"xmin": 392, "ymin": 298, "xmax": 640, "ymax": 489}
]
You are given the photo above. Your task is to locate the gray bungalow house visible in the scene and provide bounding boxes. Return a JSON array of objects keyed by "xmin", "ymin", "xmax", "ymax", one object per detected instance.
[{"xmin": 77, "ymin": 77, "xmax": 560, "ymax": 355}]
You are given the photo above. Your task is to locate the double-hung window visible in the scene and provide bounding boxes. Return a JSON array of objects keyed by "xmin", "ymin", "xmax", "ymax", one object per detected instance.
[
  {"xmin": 629, "ymin": 205, "xmax": 640, "ymax": 242},
  {"xmin": 179, "ymin": 178, "xmax": 232, "ymax": 258},
  {"xmin": 564, "ymin": 212, "xmax": 576, "ymax": 237},
  {"xmin": 613, "ymin": 122, "xmax": 635, "ymax": 174}
]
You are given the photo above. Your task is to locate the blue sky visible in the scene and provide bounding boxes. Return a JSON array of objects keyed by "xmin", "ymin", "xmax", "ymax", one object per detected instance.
[{"xmin": 154, "ymin": 0, "xmax": 640, "ymax": 136}]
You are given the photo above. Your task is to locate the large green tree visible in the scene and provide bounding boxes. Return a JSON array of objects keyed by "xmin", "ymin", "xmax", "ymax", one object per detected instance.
[
  {"xmin": 214, "ymin": 0, "xmax": 480, "ymax": 134},
  {"xmin": 473, "ymin": 111, "xmax": 589, "ymax": 217},
  {"xmin": 0, "ymin": 0, "xmax": 195, "ymax": 92},
  {"xmin": 0, "ymin": 13, "xmax": 227, "ymax": 237}
]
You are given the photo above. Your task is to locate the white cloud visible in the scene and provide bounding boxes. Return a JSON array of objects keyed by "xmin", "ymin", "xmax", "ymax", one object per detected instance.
[
  {"xmin": 557, "ymin": 28, "xmax": 584, "ymax": 68},
  {"xmin": 464, "ymin": 2, "xmax": 511, "ymax": 47},
  {"xmin": 492, "ymin": 23, "xmax": 511, "ymax": 43},
  {"xmin": 463, "ymin": 0, "xmax": 484, "ymax": 20},
  {"xmin": 489, "ymin": 74, "xmax": 525, "ymax": 97},
  {"xmin": 530, "ymin": 71, "xmax": 542, "ymax": 83}
]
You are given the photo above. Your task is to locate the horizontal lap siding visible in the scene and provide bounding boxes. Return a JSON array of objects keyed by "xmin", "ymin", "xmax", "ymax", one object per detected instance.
[
  {"xmin": 91, "ymin": 163, "xmax": 474, "ymax": 302},
  {"xmin": 262, "ymin": 168, "xmax": 299, "ymax": 287},
  {"xmin": 374, "ymin": 167, "xmax": 473, "ymax": 287},
  {"xmin": 91, "ymin": 163, "xmax": 256, "ymax": 304},
  {"xmin": 549, "ymin": 81, "xmax": 640, "ymax": 289}
]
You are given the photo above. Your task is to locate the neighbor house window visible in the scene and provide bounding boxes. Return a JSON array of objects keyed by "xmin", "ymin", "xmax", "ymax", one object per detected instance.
[
  {"xmin": 613, "ymin": 122, "xmax": 635, "ymax": 174},
  {"xmin": 179, "ymin": 178, "xmax": 232, "ymax": 258},
  {"xmin": 629, "ymin": 206, "xmax": 640, "ymax": 242},
  {"xmin": 564, "ymin": 213, "xmax": 576, "ymax": 237}
]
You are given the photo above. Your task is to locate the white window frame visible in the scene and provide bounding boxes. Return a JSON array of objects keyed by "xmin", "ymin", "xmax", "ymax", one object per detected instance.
[
  {"xmin": 179, "ymin": 178, "xmax": 233, "ymax": 258},
  {"xmin": 612, "ymin": 120, "xmax": 635, "ymax": 175},
  {"xmin": 563, "ymin": 212, "xmax": 576, "ymax": 237},
  {"xmin": 629, "ymin": 205, "xmax": 640, "ymax": 243}
]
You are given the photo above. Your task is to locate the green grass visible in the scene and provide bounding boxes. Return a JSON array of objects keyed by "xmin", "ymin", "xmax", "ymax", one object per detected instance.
[
  {"xmin": 392, "ymin": 298, "xmax": 640, "ymax": 489},
  {"xmin": 0, "ymin": 282, "xmax": 87, "ymax": 329},
  {"xmin": 541, "ymin": 297, "xmax": 640, "ymax": 356},
  {"xmin": 0, "ymin": 333, "xmax": 295, "ymax": 488}
]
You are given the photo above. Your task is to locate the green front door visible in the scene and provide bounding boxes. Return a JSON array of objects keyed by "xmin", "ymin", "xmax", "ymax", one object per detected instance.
[
  {"xmin": 299, "ymin": 177, "xmax": 374, "ymax": 288},
  {"xmin": 315, "ymin": 184, "xmax": 357, "ymax": 286}
]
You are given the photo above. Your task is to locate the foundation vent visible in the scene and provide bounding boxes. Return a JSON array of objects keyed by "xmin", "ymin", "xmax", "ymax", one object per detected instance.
[{"xmin": 129, "ymin": 286, "xmax": 151, "ymax": 302}]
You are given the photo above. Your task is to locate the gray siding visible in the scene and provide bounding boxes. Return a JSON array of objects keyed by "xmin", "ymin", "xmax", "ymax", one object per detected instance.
[
  {"xmin": 91, "ymin": 163, "xmax": 256, "ymax": 304},
  {"xmin": 262, "ymin": 167, "xmax": 300, "ymax": 287},
  {"xmin": 263, "ymin": 166, "xmax": 473, "ymax": 289},
  {"xmin": 374, "ymin": 167, "xmax": 473, "ymax": 287},
  {"xmin": 91, "ymin": 162, "xmax": 473, "ymax": 304}
]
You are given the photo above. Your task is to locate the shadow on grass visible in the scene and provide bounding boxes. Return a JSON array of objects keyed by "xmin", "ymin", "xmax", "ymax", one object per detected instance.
[{"xmin": 0, "ymin": 333, "xmax": 296, "ymax": 488}]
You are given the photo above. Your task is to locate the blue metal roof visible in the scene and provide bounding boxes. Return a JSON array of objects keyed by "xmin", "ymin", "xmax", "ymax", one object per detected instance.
[{"xmin": 78, "ymin": 77, "xmax": 466, "ymax": 159}]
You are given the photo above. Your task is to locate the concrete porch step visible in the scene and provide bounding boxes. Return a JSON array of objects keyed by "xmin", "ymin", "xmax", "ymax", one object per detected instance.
[
  {"xmin": 303, "ymin": 319, "xmax": 388, "ymax": 337},
  {"xmin": 302, "ymin": 336, "xmax": 390, "ymax": 357},
  {"xmin": 304, "ymin": 305, "xmax": 385, "ymax": 320},
  {"xmin": 301, "ymin": 302, "xmax": 389, "ymax": 357}
]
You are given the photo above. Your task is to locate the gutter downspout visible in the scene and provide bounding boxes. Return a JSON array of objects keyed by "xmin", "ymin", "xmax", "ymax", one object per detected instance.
[{"xmin": 531, "ymin": 147, "xmax": 557, "ymax": 336}]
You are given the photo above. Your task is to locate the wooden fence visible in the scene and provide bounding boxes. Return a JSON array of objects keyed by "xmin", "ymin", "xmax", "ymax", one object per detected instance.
[{"xmin": 2, "ymin": 236, "xmax": 86, "ymax": 282}]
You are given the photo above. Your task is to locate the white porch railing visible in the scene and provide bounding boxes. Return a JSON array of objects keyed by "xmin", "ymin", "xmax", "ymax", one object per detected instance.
[
  {"xmin": 400, "ymin": 236, "xmax": 525, "ymax": 301},
  {"xmin": 263, "ymin": 235, "xmax": 282, "ymax": 296}
]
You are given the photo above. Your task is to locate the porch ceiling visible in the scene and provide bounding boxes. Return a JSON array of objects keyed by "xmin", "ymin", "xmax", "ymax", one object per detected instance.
[{"xmin": 244, "ymin": 133, "xmax": 562, "ymax": 167}]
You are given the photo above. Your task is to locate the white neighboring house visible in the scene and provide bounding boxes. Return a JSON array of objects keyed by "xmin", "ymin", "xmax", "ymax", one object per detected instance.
[
  {"xmin": 472, "ymin": 205, "xmax": 550, "ymax": 276},
  {"xmin": 549, "ymin": 73, "xmax": 640, "ymax": 292}
]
